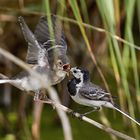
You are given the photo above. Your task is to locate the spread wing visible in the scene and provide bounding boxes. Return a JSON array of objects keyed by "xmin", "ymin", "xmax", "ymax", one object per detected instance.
[
  {"xmin": 18, "ymin": 16, "xmax": 49, "ymax": 67},
  {"xmin": 34, "ymin": 15, "xmax": 67, "ymax": 53},
  {"xmin": 79, "ymin": 83, "xmax": 114, "ymax": 103}
]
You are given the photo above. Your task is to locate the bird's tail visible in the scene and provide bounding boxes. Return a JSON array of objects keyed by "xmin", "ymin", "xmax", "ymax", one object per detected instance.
[
  {"xmin": 0, "ymin": 79, "xmax": 12, "ymax": 84},
  {"xmin": 0, "ymin": 73, "xmax": 11, "ymax": 84},
  {"xmin": 113, "ymin": 104, "xmax": 140, "ymax": 126}
]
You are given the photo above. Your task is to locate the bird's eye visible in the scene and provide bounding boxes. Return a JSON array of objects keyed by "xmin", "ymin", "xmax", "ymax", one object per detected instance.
[
  {"xmin": 58, "ymin": 61, "xmax": 62, "ymax": 66},
  {"xmin": 73, "ymin": 70, "xmax": 77, "ymax": 73}
]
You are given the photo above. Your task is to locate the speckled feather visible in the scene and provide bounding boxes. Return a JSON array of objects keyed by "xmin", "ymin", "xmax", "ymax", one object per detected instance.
[
  {"xmin": 34, "ymin": 15, "xmax": 67, "ymax": 51},
  {"xmin": 18, "ymin": 16, "xmax": 48, "ymax": 66}
]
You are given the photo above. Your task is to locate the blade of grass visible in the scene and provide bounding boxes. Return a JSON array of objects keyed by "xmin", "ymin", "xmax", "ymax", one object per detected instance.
[
  {"xmin": 96, "ymin": 0, "xmax": 140, "ymax": 139},
  {"xmin": 80, "ymin": 0, "xmax": 91, "ymax": 36},
  {"xmin": 124, "ymin": 0, "xmax": 140, "ymax": 104},
  {"xmin": 43, "ymin": 1, "xmax": 73, "ymax": 140},
  {"xmin": 80, "ymin": 0, "xmax": 89, "ymax": 24},
  {"xmin": 123, "ymin": 0, "xmax": 140, "ymax": 138},
  {"xmin": 56, "ymin": 0, "xmax": 66, "ymax": 16},
  {"xmin": 69, "ymin": 1, "xmax": 117, "ymax": 140},
  {"xmin": 137, "ymin": 0, "xmax": 140, "ymax": 32},
  {"xmin": 113, "ymin": 0, "xmax": 127, "ymax": 122},
  {"xmin": 68, "ymin": 0, "xmax": 110, "ymax": 92},
  {"xmin": 0, "ymin": 7, "xmax": 140, "ymax": 51},
  {"xmin": 43, "ymin": 0, "xmax": 54, "ymax": 44}
]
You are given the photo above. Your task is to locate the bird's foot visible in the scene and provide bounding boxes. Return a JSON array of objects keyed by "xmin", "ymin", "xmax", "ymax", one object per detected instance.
[
  {"xmin": 33, "ymin": 93, "xmax": 40, "ymax": 101},
  {"xmin": 71, "ymin": 110, "xmax": 77, "ymax": 118},
  {"xmin": 39, "ymin": 94, "xmax": 48, "ymax": 100},
  {"xmin": 79, "ymin": 114, "xmax": 84, "ymax": 120},
  {"xmin": 70, "ymin": 111, "xmax": 83, "ymax": 121},
  {"xmin": 33, "ymin": 90, "xmax": 48, "ymax": 101}
]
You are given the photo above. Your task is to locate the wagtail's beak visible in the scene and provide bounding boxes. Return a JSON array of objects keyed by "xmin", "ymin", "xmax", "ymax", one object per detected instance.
[{"xmin": 70, "ymin": 68, "xmax": 74, "ymax": 72}]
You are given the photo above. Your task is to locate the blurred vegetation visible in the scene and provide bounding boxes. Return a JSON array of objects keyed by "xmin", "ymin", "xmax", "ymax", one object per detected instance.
[{"xmin": 0, "ymin": 0, "xmax": 140, "ymax": 140}]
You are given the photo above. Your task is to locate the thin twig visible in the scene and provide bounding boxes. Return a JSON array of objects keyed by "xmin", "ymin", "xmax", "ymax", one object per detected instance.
[
  {"xmin": 38, "ymin": 98, "xmax": 136, "ymax": 140},
  {"xmin": 47, "ymin": 88, "xmax": 72, "ymax": 140}
]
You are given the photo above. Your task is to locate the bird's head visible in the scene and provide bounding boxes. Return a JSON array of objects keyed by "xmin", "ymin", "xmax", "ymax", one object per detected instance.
[
  {"xmin": 51, "ymin": 55, "xmax": 70, "ymax": 78},
  {"xmin": 47, "ymin": 49, "xmax": 70, "ymax": 75},
  {"xmin": 70, "ymin": 67, "xmax": 90, "ymax": 82},
  {"xmin": 55, "ymin": 58, "xmax": 70, "ymax": 72}
]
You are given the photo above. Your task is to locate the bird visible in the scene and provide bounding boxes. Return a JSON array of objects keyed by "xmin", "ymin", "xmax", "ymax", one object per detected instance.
[
  {"xmin": 0, "ymin": 16, "xmax": 70, "ymax": 100},
  {"xmin": 67, "ymin": 67, "xmax": 140, "ymax": 126}
]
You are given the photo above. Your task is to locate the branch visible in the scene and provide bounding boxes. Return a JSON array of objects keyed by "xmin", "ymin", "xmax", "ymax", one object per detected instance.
[
  {"xmin": 38, "ymin": 98, "xmax": 136, "ymax": 140},
  {"xmin": 0, "ymin": 47, "xmax": 73, "ymax": 140},
  {"xmin": 0, "ymin": 48, "xmax": 136, "ymax": 140},
  {"xmin": 47, "ymin": 88, "xmax": 72, "ymax": 140}
]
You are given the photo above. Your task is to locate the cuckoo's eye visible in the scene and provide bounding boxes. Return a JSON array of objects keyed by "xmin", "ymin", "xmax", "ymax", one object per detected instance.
[
  {"xmin": 59, "ymin": 61, "xmax": 62, "ymax": 65},
  {"xmin": 57, "ymin": 60, "xmax": 63, "ymax": 66}
]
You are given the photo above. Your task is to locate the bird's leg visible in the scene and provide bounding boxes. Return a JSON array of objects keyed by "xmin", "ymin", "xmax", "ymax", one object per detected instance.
[
  {"xmin": 82, "ymin": 107, "xmax": 100, "ymax": 116},
  {"xmin": 77, "ymin": 107, "xmax": 100, "ymax": 120},
  {"xmin": 71, "ymin": 106, "xmax": 100, "ymax": 120},
  {"xmin": 71, "ymin": 106, "xmax": 88, "ymax": 118}
]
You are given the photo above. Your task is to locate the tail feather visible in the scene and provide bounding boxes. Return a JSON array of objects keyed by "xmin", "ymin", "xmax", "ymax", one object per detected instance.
[
  {"xmin": 0, "ymin": 79, "xmax": 11, "ymax": 84},
  {"xmin": 113, "ymin": 105, "xmax": 140, "ymax": 126}
]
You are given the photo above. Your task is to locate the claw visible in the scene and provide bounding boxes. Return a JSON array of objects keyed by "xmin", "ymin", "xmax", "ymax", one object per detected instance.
[
  {"xmin": 78, "ymin": 114, "xmax": 83, "ymax": 121},
  {"xmin": 34, "ymin": 93, "xmax": 39, "ymax": 101},
  {"xmin": 71, "ymin": 111, "xmax": 77, "ymax": 118}
]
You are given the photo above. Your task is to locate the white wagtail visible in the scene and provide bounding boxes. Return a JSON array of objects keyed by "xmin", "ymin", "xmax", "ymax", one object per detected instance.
[
  {"xmin": 67, "ymin": 67, "xmax": 140, "ymax": 126},
  {"xmin": 0, "ymin": 16, "xmax": 70, "ymax": 100}
]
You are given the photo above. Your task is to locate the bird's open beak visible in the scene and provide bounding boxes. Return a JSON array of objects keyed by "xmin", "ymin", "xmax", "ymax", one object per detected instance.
[
  {"xmin": 63, "ymin": 64, "xmax": 71, "ymax": 72},
  {"xmin": 63, "ymin": 64, "xmax": 71, "ymax": 76}
]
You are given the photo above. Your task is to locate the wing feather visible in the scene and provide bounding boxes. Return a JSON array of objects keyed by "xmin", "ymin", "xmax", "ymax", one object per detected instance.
[
  {"xmin": 34, "ymin": 15, "xmax": 67, "ymax": 52},
  {"xmin": 79, "ymin": 83, "xmax": 113, "ymax": 103},
  {"xmin": 18, "ymin": 16, "xmax": 49, "ymax": 67}
]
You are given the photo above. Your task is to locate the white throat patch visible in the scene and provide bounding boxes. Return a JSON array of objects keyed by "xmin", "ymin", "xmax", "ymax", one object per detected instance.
[{"xmin": 76, "ymin": 74, "xmax": 84, "ymax": 94}]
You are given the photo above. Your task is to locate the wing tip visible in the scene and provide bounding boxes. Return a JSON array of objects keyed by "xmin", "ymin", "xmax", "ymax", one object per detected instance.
[
  {"xmin": 39, "ymin": 14, "xmax": 56, "ymax": 22},
  {"xmin": 18, "ymin": 16, "xmax": 24, "ymax": 23}
]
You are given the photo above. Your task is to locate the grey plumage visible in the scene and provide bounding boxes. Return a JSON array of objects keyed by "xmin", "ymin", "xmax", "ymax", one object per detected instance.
[
  {"xmin": 0, "ymin": 16, "xmax": 70, "ymax": 99},
  {"xmin": 79, "ymin": 82, "xmax": 114, "ymax": 103},
  {"xmin": 19, "ymin": 16, "xmax": 49, "ymax": 66},
  {"xmin": 34, "ymin": 16, "xmax": 68, "ymax": 69},
  {"xmin": 67, "ymin": 67, "xmax": 140, "ymax": 126},
  {"xmin": 34, "ymin": 16, "xmax": 67, "ymax": 49}
]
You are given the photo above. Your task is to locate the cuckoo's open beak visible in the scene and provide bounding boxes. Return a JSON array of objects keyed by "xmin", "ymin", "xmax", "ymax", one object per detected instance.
[
  {"xmin": 63, "ymin": 64, "xmax": 71, "ymax": 76},
  {"xmin": 63, "ymin": 64, "xmax": 71, "ymax": 72}
]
